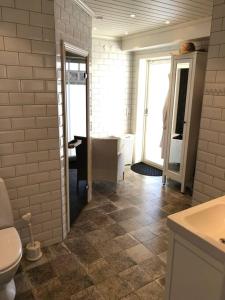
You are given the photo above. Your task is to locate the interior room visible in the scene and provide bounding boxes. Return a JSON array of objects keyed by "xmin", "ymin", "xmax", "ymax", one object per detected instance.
[
  {"xmin": 64, "ymin": 50, "xmax": 88, "ymax": 225},
  {"xmin": 0, "ymin": 0, "xmax": 225, "ymax": 299}
]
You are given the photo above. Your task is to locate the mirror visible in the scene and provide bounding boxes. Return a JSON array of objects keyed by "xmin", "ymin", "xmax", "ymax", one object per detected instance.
[
  {"xmin": 168, "ymin": 62, "xmax": 190, "ymax": 173},
  {"xmin": 65, "ymin": 51, "xmax": 88, "ymax": 225}
]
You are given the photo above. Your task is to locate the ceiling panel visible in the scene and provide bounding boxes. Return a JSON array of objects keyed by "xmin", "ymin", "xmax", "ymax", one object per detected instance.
[{"xmin": 83, "ymin": 0, "xmax": 213, "ymax": 37}]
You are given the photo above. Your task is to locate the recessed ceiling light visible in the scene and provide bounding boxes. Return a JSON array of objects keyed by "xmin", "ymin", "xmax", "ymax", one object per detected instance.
[
  {"xmin": 165, "ymin": 20, "xmax": 170, "ymax": 24},
  {"xmin": 125, "ymin": 31, "xmax": 128, "ymax": 35},
  {"xmin": 93, "ymin": 27, "xmax": 97, "ymax": 31},
  {"xmin": 130, "ymin": 14, "xmax": 136, "ymax": 18}
]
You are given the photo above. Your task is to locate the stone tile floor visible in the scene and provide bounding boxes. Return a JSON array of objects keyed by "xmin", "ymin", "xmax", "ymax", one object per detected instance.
[{"xmin": 15, "ymin": 169, "xmax": 192, "ymax": 300}]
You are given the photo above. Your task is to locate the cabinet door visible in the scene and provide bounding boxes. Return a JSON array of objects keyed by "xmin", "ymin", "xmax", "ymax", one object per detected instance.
[
  {"xmin": 169, "ymin": 240, "xmax": 224, "ymax": 300},
  {"xmin": 165, "ymin": 59, "xmax": 192, "ymax": 185}
]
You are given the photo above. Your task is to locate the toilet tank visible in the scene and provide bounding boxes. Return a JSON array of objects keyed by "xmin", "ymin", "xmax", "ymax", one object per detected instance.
[{"xmin": 0, "ymin": 178, "xmax": 14, "ymax": 229}]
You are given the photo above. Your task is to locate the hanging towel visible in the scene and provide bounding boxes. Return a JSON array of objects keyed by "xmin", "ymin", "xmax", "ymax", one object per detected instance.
[{"xmin": 160, "ymin": 76, "xmax": 171, "ymax": 159}]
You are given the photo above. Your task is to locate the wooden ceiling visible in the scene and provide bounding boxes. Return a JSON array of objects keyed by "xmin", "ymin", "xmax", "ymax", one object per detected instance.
[{"xmin": 83, "ymin": 0, "xmax": 213, "ymax": 38}]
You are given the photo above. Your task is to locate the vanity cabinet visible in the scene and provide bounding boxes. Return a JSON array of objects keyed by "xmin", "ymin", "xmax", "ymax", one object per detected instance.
[
  {"xmin": 163, "ymin": 52, "xmax": 207, "ymax": 193},
  {"xmin": 165, "ymin": 232, "xmax": 225, "ymax": 300}
]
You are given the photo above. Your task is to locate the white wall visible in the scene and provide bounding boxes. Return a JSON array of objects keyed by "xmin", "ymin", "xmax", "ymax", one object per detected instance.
[
  {"xmin": 91, "ymin": 38, "xmax": 133, "ymax": 137},
  {"xmin": 0, "ymin": 0, "xmax": 92, "ymax": 246},
  {"xmin": 193, "ymin": 0, "xmax": 225, "ymax": 203},
  {"xmin": 0, "ymin": 0, "xmax": 62, "ymax": 246}
]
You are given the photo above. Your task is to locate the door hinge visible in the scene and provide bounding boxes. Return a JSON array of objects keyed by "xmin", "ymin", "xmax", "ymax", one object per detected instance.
[{"xmin": 144, "ymin": 108, "xmax": 149, "ymax": 115}]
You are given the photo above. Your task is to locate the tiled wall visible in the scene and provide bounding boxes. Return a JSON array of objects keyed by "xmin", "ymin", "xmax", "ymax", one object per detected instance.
[
  {"xmin": 0, "ymin": 0, "xmax": 62, "ymax": 245},
  {"xmin": 193, "ymin": 1, "xmax": 225, "ymax": 202},
  {"xmin": 91, "ymin": 38, "xmax": 133, "ymax": 137},
  {"xmin": 0, "ymin": 0, "xmax": 92, "ymax": 246},
  {"xmin": 54, "ymin": 0, "xmax": 92, "ymax": 237}
]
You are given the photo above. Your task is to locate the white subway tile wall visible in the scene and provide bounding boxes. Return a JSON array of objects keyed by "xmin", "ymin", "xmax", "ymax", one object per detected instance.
[
  {"xmin": 0, "ymin": 0, "xmax": 92, "ymax": 245},
  {"xmin": 0, "ymin": 0, "xmax": 62, "ymax": 246},
  {"xmin": 54, "ymin": 0, "xmax": 92, "ymax": 238},
  {"xmin": 91, "ymin": 38, "xmax": 133, "ymax": 137},
  {"xmin": 193, "ymin": 0, "xmax": 225, "ymax": 202}
]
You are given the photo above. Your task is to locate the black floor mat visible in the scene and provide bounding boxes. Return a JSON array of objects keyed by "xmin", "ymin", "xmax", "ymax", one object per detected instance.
[{"xmin": 131, "ymin": 162, "xmax": 162, "ymax": 176}]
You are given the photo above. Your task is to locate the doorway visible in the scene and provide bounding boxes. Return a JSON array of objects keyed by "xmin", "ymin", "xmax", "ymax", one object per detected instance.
[
  {"xmin": 61, "ymin": 43, "xmax": 90, "ymax": 228},
  {"xmin": 143, "ymin": 59, "xmax": 171, "ymax": 169}
]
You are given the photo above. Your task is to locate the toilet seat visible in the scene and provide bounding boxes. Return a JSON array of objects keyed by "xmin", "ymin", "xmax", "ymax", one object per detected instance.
[{"xmin": 0, "ymin": 227, "xmax": 22, "ymax": 274}]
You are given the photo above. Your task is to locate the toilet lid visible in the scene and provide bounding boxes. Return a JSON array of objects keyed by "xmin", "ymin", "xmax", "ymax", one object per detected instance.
[{"xmin": 0, "ymin": 227, "xmax": 22, "ymax": 272}]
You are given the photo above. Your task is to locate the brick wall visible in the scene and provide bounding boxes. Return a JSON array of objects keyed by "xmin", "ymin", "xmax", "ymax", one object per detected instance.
[
  {"xmin": 0, "ymin": 0, "xmax": 92, "ymax": 246},
  {"xmin": 91, "ymin": 38, "xmax": 133, "ymax": 137},
  {"xmin": 193, "ymin": 0, "xmax": 225, "ymax": 203},
  {"xmin": 0, "ymin": 0, "xmax": 62, "ymax": 246},
  {"xmin": 54, "ymin": 0, "xmax": 92, "ymax": 237}
]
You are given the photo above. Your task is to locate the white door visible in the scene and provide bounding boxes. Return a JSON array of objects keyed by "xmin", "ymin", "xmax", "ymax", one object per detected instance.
[{"xmin": 143, "ymin": 59, "xmax": 171, "ymax": 168}]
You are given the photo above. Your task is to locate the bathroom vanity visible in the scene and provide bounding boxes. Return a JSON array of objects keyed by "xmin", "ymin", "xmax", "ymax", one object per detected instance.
[{"xmin": 165, "ymin": 196, "xmax": 225, "ymax": 300}]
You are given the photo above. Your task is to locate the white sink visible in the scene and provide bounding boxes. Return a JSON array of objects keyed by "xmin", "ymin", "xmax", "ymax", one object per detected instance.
[
  {"xmin": 185, "ymin": 203, "xmax": 225, "ymax": 242},
  {"xmin": 167, "ymin": 195, "xmax": 225, "ymax": 258},
  {"xmin": 166, "ymin": 195, "xmax": 225, "ymax": 300}
]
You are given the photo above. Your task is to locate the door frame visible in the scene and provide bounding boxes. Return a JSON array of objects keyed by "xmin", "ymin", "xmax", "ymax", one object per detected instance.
[
  {"xmin": 61, "ymin": 40, "xmax": 92, "ymax": 233},
  {"xmin": 142, "ymin": 57, "xmax": 171, "ymax": 170}
]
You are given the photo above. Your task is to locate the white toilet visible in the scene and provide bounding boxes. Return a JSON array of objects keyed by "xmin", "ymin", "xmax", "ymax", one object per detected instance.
[{"xmin": 0, "ymin": 178, "xmax": 22, "ymax": 300}]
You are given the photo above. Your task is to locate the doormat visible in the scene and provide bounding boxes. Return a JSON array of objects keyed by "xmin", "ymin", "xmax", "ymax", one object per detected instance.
[{"xmin": 131, "ymin": 162, "xmax": 162, "ymax": 176}]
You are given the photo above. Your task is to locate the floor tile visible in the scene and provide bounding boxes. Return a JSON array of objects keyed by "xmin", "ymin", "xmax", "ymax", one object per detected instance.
[
  {"xmin": 158, "ymin": 251, "xmax": 168, "ymax": 264},
  {"xmin": 71, "ymin": 220, "xmax": 99, "ymax": 234},
  {"xmin": 139, "ymin": 256, "xmax": 166, "ymax": 282},
  {"xmin": 60, "ymin": 272, "xmax": 93, "ymax": 296},
  {"xmin": 85, "ymin": 229, "xmax": 111, "ymax": 245},
  {"xmin": 26, "ymin": 262, "xmax": 56, "ymax": 286},
  {"xmin": 114, "ymin": 234, "xmax": 139, "ymax": 250},
  {"xmin": 109, "ymin": 207, "xmax": 141, "ymax": 222},
  {"xmin": 105, "ymin": 251, "xmax": 136, "ymax": 273},
  {"xmin": 51, "ymin": 253, "xmax": 86, "ymax": 278},
  {"xmin": 87, "ymin": 258, "xmax": 116, "ymax": 284},
  {"xmin": 119, "ymin": 218, "xmax": 143, "ymax": 232},
  {"xmin": 130, "ymin": 226, "xmax": 156, "ymax": 242},
  {"xmin": 94, "ymin": 239, "xmax": 122, "ymax": 257},
  {"xmin": 126, "ymin": 244, "xmax": 154, "ymax": 263},
  {"xmin": 99, "ymin": 203, "xmax": 119, "ymax": 213},
  {"xmin": 146, "ymin": 207, "xmax": 168, "ymax": 221},
  {"xmin": 15, "ymin": 290, "xmax": 35, "ymax": 300},
  {"xmin": 143, "ymin": 236, "xmax": 168, "ymax": 255},
  {"xmin": 157, "ymin": 277, "xmax": 166, "ymax": 289},
  {"xmin": 33, "ymin": 278, "xmax": 68, "ymax": 300},
  {"xmin": 96, "ymin": 275, "xmax": 133, "ymax": 299},
  {"xmin": 148, "ymin": 219, "xmax": 169, "ymax": 236},
  {"xmin": 105, "ymin": 223, "xmax": 127, "ymax": 238},
  {"xmin": 65, "ymin": 237, "xmax": 101, "ymax": 265},
  {"xmin": 17, "ymin": 170, "xmax": 192, "ymax": 300},
  {"xmin": 21, "ymin": 249, "xmax": 49, "ymax": 272},
  {"xmin": 136, "ymin": 281, "xmax": 164, "ymax": 300},
  {"xmin": 71, "ymin": 285, "xmax": 105, "ymax": 299},
  {"xmin": 47, "ymin": 242, "xmax": 71, "ymax": 260},
  {"xmin": 119, "ymin": 265, "xmax": 152, "ymax": 290},
  {"xmin": 121, "ymin": 293, "xmax": 140, "ymax": 300},
  {"xmin": 93, "ymin": 214, "xmax": 116, "ymax": 226},
  {"xmin": 15, "ymin": 272, "xmax": 31, "ymax": 295}
]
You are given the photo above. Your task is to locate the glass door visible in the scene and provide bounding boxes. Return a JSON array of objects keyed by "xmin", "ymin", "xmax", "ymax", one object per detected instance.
[{"xmin": 143, "ymin": 59, "xmax": 171, "ymax": 168}]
